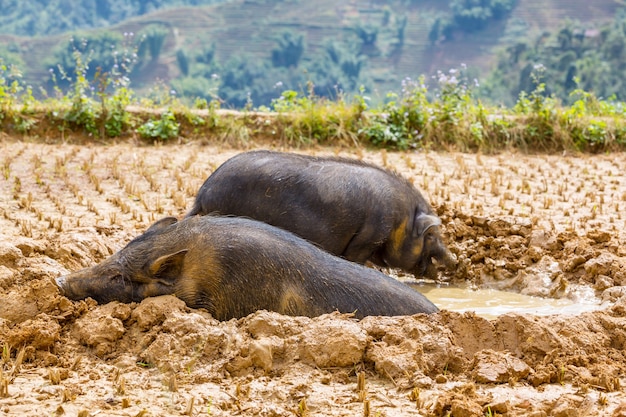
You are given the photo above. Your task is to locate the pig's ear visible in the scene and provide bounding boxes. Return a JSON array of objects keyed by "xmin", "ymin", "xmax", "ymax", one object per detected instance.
[
  {"xmin": 414, "ymin": 214, "xmax": 441, "ymax": 237},
  {"xmin": 147, "ymin": 249, "xmax": 188, "ymax": 283},
  {"xmin": 145, "ymin": 217, "xmax": 178, "ymax": 234}
]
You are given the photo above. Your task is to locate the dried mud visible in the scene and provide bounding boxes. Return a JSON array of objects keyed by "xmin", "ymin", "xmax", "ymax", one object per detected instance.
[{"xmin": 1, "ymin": 141, "xmax": 626, "ymax": 416}]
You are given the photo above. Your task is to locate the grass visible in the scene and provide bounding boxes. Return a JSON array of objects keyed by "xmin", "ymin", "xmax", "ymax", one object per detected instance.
[{"xmin": 2, "ymin": 53, "xmax": 626, "ymax": 153}]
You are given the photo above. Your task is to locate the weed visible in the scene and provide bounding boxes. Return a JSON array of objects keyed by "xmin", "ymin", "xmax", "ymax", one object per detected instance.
[
  {"xmin": 61, "ymin": 48, "xmax": 99, "ymax": 136},
  {"xmin": 296, "ymin": 397, "xmax": 308, "ymax": 417},
  {"xmin": 1, "ymin": 344, "xmax": 9, "ymax": 364},
  {"xmin": 359, "ymin": 78, "xmax": 429, "ymax": 150},
  {"xmin": 137, "ymin": 109, "xmax": 180, "ymax": 141},
  {"xmin": 100, "ymin": 78, "xmax": 134, "ymax": 138}
]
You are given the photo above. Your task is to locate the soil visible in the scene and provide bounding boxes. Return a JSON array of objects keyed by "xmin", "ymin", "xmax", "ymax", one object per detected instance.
[{"xmin": 1, "ymin": 139, "xmax": 626, "ymax": 416}]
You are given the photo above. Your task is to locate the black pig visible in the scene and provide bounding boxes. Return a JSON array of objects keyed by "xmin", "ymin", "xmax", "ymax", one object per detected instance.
[
  {"xmin": 186, "ymin": 150, "xmax": 456, "ymax": 280},
  {"xmin": 55, "ymin": 216, "xmax": 439, "ymax": 319}
]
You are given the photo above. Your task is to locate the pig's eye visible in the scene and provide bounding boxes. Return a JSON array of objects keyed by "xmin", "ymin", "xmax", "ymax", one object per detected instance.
[{"xmin": 109, "ymin": 274, "xmax": 123, "ymax": 282}]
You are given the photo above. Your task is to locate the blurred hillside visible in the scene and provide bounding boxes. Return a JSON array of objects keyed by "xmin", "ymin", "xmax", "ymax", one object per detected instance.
[{"xmin": 0, "ymin": 0, "xmax": 622, "ymax": 107}]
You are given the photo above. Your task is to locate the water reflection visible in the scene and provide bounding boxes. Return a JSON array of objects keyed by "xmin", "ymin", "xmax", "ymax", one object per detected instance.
[{"xmin": 409, "ymin": 282, "xmax": 607, "ymax": 319}]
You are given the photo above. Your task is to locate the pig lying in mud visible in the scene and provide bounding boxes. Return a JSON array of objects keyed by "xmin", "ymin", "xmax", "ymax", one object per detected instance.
[
  {"xmin": 186, "ymin": 150, "xmax": 456, "ymax": 280},
  {"xmin": 55, "ymin": 216, "xmax": 439, "ymax": 320}
]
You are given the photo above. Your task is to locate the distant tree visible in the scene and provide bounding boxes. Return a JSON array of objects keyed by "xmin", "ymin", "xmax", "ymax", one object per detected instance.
[
  {"xmin": 211, "ymin": 38, "xmax": 372, "ymax": 108},
  {"xmin": 218, "ymin": 54, "xmax": 272, "ymax": 107},
  {"xmin": 271, "ymin": 31, "xmax": 305, "ymax": 68},
  {"xmin": 168, "ymin": 41, "xmax": 221, "ymax": 102},
  {"xmin": 307, "ymin": 40, "xmax": 370, "ymax": 93},
  {"xmin": 603, "ymin": 24, "xmax": 626, "ymax": 60},
  {"xmin": 450, "ymin": 0, "xmax": 493, "ymax": 32},
  {"xmin": 353, "ymin": 23, "xmax": 378, "ymax": 46},
  {"xmin": 441, "ymin": 0, "xmax": 517, "ymax": 38},
  {"xmin": 138, "ymin": 25, "xmax": 169, "ymax": 61},
  {"xmin": 176, "ymin": 49, "xmax": 189, "ymax": 76},
  {"xmin": 382, "ymin": 6, "xmax": 392, "ymax": 26},
  {"xmin": 96, "ymin": 0, "xmax": 112, "ymax": 19},
  {"xmin": 196, "ymin": 43, "xmax": 216, "ymax": 64},
  {"xmin": 481, "ymin": 10, "xmax": 626, "ymax": 105},
  {"xmin": 170, "ymin": 75, "xmax": 220, "ymax": 101},
  {"xmin": 323, "ymin": 41, "xmax": 364, "ymax": 74},
  {"xmin": 491, "ymin": 0, "xmax": 516, "ymax": 18},
  {"xmin": 352, "ymin": 23, "xmax": 380, "ymax": 57},
  {"xmin": 429, "ymin": 18, "xmax": 442, "ymax": 45},
  {"xmin": 395, "ymin": 15, "xmax": 408, "ymax": 47},
  {"xmin": 0, "ymin": 43, "xmax": 26, "ymax": 72}
]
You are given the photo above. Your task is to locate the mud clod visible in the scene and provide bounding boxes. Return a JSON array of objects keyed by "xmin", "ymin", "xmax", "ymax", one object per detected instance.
[{"xmin": 471, "ymin": 349, "xmax": 531, "ymax": 383}]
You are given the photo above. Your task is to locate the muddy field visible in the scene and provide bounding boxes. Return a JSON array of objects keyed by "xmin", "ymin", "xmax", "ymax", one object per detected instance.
[{"xmin": 1, "ymin": 139, "xmax": 626, "ymax": 416}]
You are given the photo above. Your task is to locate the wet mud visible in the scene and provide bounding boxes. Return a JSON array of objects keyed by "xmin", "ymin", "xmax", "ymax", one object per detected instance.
[{"xmin": 1, "ymin": 141, "xmax": 626, "ymax": 416}]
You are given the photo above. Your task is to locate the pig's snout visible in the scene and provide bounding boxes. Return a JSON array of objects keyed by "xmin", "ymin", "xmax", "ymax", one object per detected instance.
[
  {"xmin": 419, "ymin": 248, "xmax": 457, "ymax": 282},
  {"xmin": 54, "ymin": 276, "xmax": 67, "ymax": 295},
  {"xmin": 440, "ymin": 249, "xmax": 458, "ymax": 270}
]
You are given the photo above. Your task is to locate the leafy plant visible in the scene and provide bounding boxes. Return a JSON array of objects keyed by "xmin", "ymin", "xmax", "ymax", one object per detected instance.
[
  {"xmin": 359, "ymin": 77, "xmax": 430, "ymax": 150},
  {"xmin": 56, "ymin": 50, "xmax": 97, "ymax": 135},
  {"xmin": 0, "ymin": 60, "xmax": 24, "ymax": 121},
  {"xmin": 46, "ymin": 34, "xmax": 141, "ymax": 138},
  {"xmin": 137, "ymin": 109, "xmax": 180, "ymax": 141}
]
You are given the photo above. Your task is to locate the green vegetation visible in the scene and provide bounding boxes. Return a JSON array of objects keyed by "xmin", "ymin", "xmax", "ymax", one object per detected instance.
[
  {"xmin": 2, "ymin": 49, "xmax": 626, "ymax": 154},
  {"xmin": 1, "ymin": 1, "xmax": 622, "ymax": 109},
  {"xmin": 137, "ymin": 109, "xmax": 180, "ymax": 140},
  {"xmin": 482, "ymin": 10, "xmax": 626, "ymax": 106},
  {"xmin": 430, "ymin": 0, "xmax": 517, "ymax": 43},
  {"xmin": 1, "ymin": 1, "xmax": 625, "ymax": 150},
  {"xmin": 0, "ymin": 0, "xmax": 230, "ymax": 36}
]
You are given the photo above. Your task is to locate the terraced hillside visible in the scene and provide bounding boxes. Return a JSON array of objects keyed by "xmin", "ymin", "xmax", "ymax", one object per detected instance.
[{"xmin": 0, "ymin": 0, "xmax": 621, "ymax": 97}]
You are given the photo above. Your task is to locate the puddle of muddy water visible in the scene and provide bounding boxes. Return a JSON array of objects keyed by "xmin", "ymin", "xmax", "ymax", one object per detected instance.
[{"xmin": 409, "ymin": 282, "xmax": 607, "ymax": 319}]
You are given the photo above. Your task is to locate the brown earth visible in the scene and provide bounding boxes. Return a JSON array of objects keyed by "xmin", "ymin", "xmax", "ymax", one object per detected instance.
[{"xmin": 1, "ymin": 139, "xmax": 626, "ymax": 416}]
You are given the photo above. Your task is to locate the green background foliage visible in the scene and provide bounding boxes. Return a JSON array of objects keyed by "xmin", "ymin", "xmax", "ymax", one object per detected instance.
[
  {"xmin": 0, "ymin": 0, "xmax": 624, "ymax": 110},
  {"xmin": 0, "ymin": 0, "xmax": 230, "ymax": 36},
  {"xmin": 481, "ymin": 10, "xmax": 626, "ymax": 105}
]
